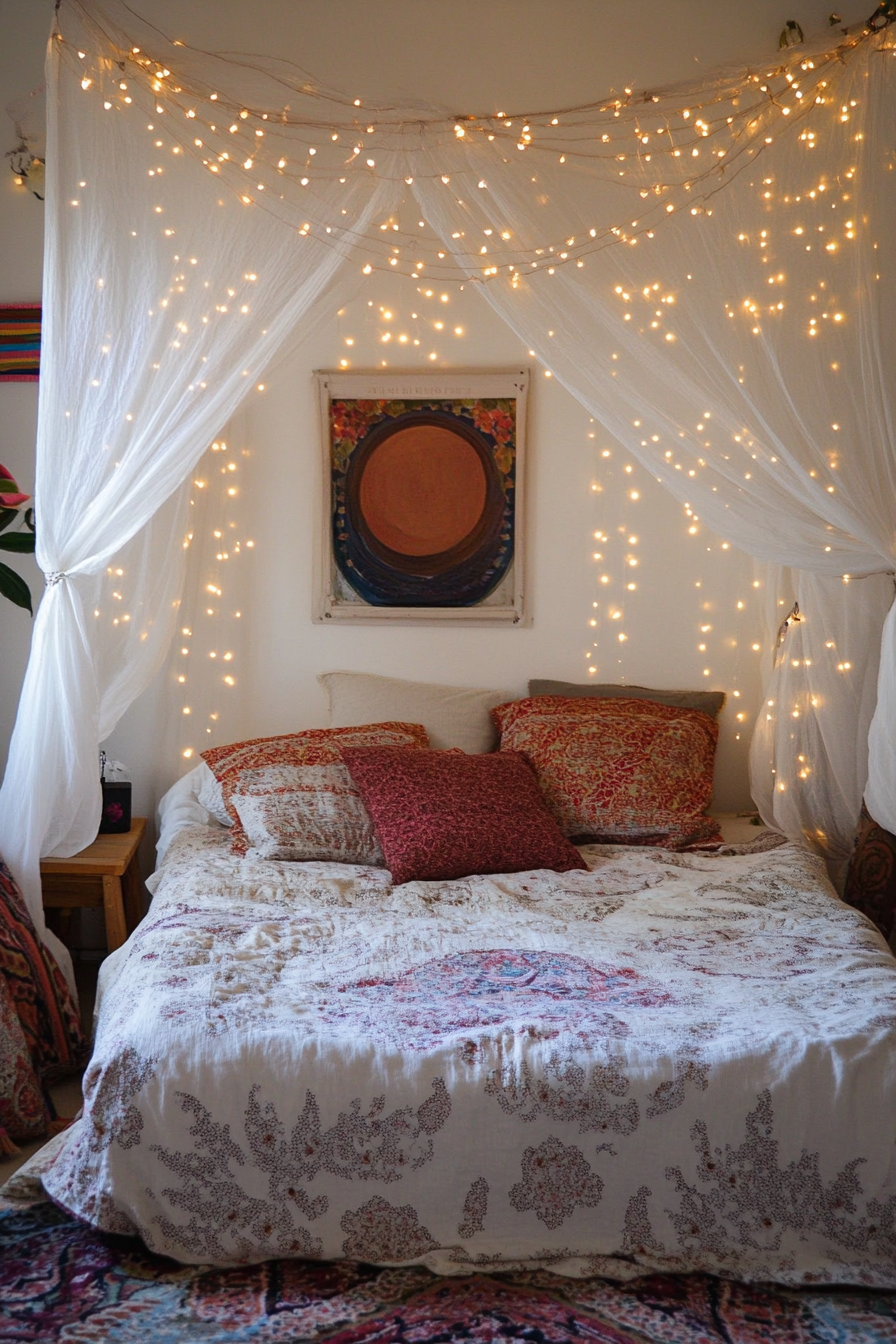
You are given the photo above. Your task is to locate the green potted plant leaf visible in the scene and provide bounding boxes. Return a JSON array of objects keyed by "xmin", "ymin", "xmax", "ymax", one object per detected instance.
[{"xmin": 0, "ymin": 464, "xmax": 36, "ymax": 614}]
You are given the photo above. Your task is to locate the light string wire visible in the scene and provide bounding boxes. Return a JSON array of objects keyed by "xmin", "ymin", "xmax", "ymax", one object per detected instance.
[
  {"xmin": 64, "ymin": 0, "xmax": 885, "ymax": 128},
  {"xmin": 56, "ymin": 0, "xmax": 893, "ymax": 283}
]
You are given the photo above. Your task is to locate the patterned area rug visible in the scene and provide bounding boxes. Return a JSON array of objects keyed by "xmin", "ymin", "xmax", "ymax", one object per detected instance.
[{"xmin": 2, "ymin": 1204, "xmax": 896, "ymax": 1342}]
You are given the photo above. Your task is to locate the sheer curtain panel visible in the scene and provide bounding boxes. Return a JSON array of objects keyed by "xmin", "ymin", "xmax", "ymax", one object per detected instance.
[
  {"xmin": 2, "ymin": 1, "xmax": 895, "ymax": 962},
  {"xmin": 0, "ymin": 0, "xmax": 395, "ymax": 956}
]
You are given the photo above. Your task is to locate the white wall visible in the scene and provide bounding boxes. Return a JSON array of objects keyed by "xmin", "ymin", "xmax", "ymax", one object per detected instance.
[
  {"xmin": 0, "ymin": 0, "xmax": 870, "ymax": 843},
  {"xmin": 0, "ymin": 2, "xmax": 53, "ymax": 782}
]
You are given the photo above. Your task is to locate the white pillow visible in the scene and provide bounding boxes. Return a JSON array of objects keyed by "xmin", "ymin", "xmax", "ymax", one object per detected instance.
[
  {"xmin": 196, "ymin": 762, "xmax": 233, "ymax": 827},
  {"xmin": 154, "ymin": 763, "xmax": 228, "ymax": 869},
  {"xmin": 318, "ymin": 671, "xmax": 512, "ymax": 754}
]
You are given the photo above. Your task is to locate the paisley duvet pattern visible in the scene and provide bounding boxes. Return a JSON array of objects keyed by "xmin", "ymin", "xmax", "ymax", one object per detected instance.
[
  {"xmin": 38, "ymin": 825, "xmax": 896, "ymax": 1285},
  {"xmin": 314, "ymin": 950, "xmax": 672, "ymax": 1050}
]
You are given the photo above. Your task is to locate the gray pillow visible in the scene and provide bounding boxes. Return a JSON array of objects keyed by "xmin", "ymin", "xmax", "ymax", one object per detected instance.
[{"xmin": 527, "ymin": 680, "xmax": 725, "ymax": 718}]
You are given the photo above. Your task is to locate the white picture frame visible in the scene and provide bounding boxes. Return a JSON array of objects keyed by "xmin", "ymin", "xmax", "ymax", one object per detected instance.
[{"xmin": 313, "ymin": 368, "xmax": 529, "ymax": 624}]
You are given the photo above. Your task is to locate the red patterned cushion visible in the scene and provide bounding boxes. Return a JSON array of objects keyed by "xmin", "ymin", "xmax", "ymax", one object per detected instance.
[
  {"xmin": 0, "ymin": 977, "xmax": 47, "ymax": 1151},
  {"xmin": 201, "ymin": 724, "xmax": 429, "ymax": 855},
  {"xmin": 0, "ymin": 857, "xmax": 88, "ymax": 1151},
  {"xmin": 492, "ymin": 696, "xmax": 722, "ymax": 849},
  {"xmin": 341, "ymin": 747, "xmax": 588, "ymax": 885}
]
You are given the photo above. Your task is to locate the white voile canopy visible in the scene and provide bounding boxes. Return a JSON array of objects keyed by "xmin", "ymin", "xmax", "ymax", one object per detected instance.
[{"xmin": 1, "ymin": 0, "xmax": 895, "ymax": 962}]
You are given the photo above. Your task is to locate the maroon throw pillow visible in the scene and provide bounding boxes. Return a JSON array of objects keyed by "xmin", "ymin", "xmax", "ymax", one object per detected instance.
[{"xmin": 340, "ymin": 746, "xmax": 588, "ymax": 885}]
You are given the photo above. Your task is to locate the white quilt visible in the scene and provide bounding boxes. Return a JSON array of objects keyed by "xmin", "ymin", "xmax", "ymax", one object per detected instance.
[{"xmin": 41, "ymin": 826, "xmax": 896, "ymax": 1284}]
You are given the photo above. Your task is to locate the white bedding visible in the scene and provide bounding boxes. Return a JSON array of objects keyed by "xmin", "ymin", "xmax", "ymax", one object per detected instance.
[{"xmin": 40, "ymin": 824, "xmax": 896, "ymax": 1284}]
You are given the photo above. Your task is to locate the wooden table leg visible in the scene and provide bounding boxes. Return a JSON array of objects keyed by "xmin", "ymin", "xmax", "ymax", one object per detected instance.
[
  {"xmin": 102, "ymin": 875, "xmax": 128, "ymax": 951},
  {"xmin": 57, "ymin": 907, "xmax": 74, "ymax": 947}
]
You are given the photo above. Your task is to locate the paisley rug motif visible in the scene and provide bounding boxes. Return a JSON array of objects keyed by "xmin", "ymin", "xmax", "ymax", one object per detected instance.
[
  {"xmin": 2, "ymin": 1202, "xmax": 895, "ymax": 1342},
  {"xmin": 314, "ymin": 948, "xmax": 673, "ymax": 1049}
]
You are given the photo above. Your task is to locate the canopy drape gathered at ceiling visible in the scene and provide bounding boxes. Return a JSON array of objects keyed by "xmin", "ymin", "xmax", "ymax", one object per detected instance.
[
  {"xmin": 1, "ymin": 0, "xmax": 895, "ymax": 965},
  {"xmin": 407, "ymin": 33, "xmax": 896, "ymax": 861}
]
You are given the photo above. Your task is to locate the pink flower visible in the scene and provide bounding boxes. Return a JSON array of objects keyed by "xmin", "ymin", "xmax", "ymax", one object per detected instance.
[{"xmin": 0, "ymin": 464, "xmax": 30, "ymax": 511}]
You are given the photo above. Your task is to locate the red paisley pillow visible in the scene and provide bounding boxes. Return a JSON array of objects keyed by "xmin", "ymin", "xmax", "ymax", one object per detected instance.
[
  {"xmin": 341, "ymin": 747, "xmax": 588, "ymax": 885},
  {"xmin": 201, "ymin": 723, "xmax": 429, "ymax": 855},
  {"xmin": 492, "ymin": 696, "xmax": 721, "ymax": 849}
]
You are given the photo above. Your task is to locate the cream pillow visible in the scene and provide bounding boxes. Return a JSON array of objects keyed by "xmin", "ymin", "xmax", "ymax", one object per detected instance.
[{"xmin": 319, "ymin": 671, "xmax": 511, "ymax": 754}]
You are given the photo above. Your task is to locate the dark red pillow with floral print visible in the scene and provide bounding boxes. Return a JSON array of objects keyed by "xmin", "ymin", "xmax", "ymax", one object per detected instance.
[{"xmin": 340, "ymin": 746, "xmax": 588, "ymax": 885}]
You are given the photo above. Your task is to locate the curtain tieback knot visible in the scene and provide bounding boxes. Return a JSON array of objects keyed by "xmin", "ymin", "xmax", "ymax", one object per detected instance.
[{"xmin": 44, "ymin": 571, "xmax": 67, "ymax": 587}]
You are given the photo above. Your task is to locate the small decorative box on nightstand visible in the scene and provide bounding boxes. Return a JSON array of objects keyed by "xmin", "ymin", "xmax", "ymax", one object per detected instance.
[
  {"xmin": 99, "ymin": 780, "xmax": 132, "ymax": 834},
  {"xmin": 39, "ymin": 818, "xmax": 147, "ymax": 953}
]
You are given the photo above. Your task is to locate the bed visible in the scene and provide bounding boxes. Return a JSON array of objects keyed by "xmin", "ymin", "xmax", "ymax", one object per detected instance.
[{"xmin": 37, "ymin": 809, "xmax": 896, "ymax": 1284}]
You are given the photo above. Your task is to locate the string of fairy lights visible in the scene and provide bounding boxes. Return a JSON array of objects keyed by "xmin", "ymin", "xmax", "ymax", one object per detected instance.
[
  {"xmin": 58, "ymin": 0, "xmax": 894, "ymax": 285},
  {"xmin": 48, "ymin": 0, "xmax": 890, "ymax": 844},
  {"xmin": 175, "ymin": 435, "xmax": 254, "ymax": 761},
  {"xmin": 89, "ymin": 432, "xmax": 254, "ymax": 767},
  {"xmin": 584, "ymin": 423, "xmax": 761, "ymax": 742}
]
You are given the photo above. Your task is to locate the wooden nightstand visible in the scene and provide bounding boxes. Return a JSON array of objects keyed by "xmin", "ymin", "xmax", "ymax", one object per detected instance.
[{"xmin": 40, "ymin": 818, "xmax": 147, "ymax": 953}]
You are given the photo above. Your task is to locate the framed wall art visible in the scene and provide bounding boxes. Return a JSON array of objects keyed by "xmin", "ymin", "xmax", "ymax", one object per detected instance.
[{"xmin": 314, "ymin": 368, "xmax": 529, "ymax": 624}]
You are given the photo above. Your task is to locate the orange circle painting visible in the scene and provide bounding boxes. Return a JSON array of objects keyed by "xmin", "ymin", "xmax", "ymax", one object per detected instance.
[
  {"xmin": 359, "ymin": 426, "xmax": 487, "ymax": 557},
  {"xmin": 332, "ymin": 402, "xmax": 516, "ymax": 607}
]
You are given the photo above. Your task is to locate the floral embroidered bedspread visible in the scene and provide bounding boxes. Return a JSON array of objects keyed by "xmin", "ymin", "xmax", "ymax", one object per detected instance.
[{"xmin": 41, "ymin": 827, "xmax": 896, "ymax": 1284}]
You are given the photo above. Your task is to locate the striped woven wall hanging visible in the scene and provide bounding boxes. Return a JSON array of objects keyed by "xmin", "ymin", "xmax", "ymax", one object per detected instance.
[{"xmin": 0, "ymin": 304, "xmax": 41, "ymax": 382}]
